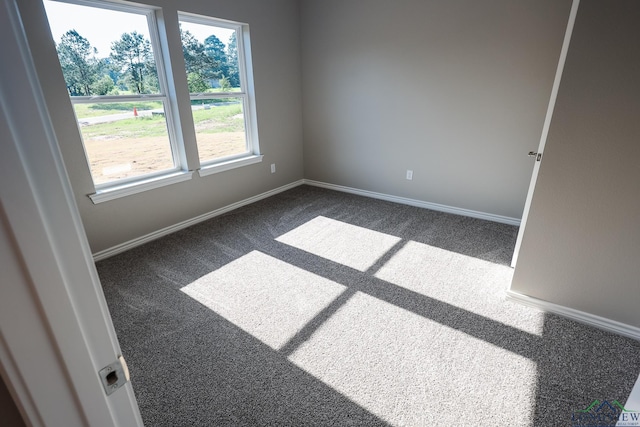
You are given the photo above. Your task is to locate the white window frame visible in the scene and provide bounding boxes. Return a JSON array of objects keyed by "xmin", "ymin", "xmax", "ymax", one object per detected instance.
[
  {"xmin": 47, "ymin": 0, "xmax": 189, "ymax": 198},
  {"xmin": 178, "ymin": 11, "xmax": 262, "ymax": 177},
  {"xmin": 45, "ymin": 0, "xmax": 262, "ymax": 203}
]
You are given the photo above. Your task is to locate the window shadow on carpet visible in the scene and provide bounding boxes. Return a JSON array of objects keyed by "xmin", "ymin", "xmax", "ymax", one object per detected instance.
[{"xmin": 98, "ymin": 186, "xmax": 640, "ymax": 426}]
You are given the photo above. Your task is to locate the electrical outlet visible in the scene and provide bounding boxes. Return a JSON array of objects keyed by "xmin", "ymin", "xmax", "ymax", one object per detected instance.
[
  {"xmin": 271, "ymin": 163, "xmax": 276, "ymax": 173},
  {"xmin": 406, "ymin": 170, "xmax": 413, "ymax": 180}
]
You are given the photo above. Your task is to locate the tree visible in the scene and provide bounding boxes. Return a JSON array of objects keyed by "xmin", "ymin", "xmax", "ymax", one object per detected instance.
[
  {"xmin": 204, "ymin": 34, "xmax": 228, "ymax": 79},
  {"xmin": 181, "ymin": 29, "xmax": 212, "ymax": 74},
  {"xmin": 56, "ymin": 30, "xmax": 99, "ymax": 96},
  {"xmin": 219, "ymin": 75, "xmax": 231, "ymax": 92},
  {"xmin": 110, "ymin": 31, "xmax": 157, "ymax": 94},
  {"xmin": 180, "ymin": 28, "xmax": 216, "ymax": 92},
  {"xmin": 91, "ymin": 75, "xmax": 115, "ymax": 95},
  {"xmin": 226, "ymin": 32, "xmax": 240, "ymax": 88},
  {"xmin": 96, "ymin": 57, "xmax": 122, "ymax": 90},
  {"xmin": 187, "ymin": 73, "xmax": 209, "ymax": 93}
]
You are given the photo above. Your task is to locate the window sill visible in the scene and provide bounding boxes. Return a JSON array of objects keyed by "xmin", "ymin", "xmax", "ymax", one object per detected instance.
[
  {"xmin": 89, "ymin": 171, "xmax": 194, "ymax": 204},
  {"xmin": 198, "ymin": 154, "xmax": 264, "ymax": 177}
]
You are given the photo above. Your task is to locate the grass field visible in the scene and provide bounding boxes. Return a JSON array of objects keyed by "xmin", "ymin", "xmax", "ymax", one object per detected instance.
[{"xmin": 77, "ymin": 102, "xmax": 247, "ymax": 184}]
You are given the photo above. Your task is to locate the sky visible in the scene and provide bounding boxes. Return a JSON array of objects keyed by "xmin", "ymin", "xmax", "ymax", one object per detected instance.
[{"xmin": 43, "ymin": 0, "xmax": 234, "ymax": 58}]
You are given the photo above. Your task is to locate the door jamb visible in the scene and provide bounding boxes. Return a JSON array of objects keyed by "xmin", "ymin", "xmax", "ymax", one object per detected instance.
[{"xmin": 0, "ymin": 1, "xmax": 143, "ymax": 425}]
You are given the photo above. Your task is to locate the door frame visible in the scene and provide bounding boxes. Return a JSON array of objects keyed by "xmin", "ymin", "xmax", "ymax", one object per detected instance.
[
  {"xmin": 511, "ymin": 0, "xmax": 581, "ymax": 268},
  {"xmin": 0, "ymin": 0, "xmax": 143, "ymax": 425}
]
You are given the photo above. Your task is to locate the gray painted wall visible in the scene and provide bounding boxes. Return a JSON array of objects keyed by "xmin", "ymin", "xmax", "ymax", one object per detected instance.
[
  {"xmin": 19, "ymin": 0, "xmax": 303, "ymax": 253},
  {"xmin": 300, "ymin": 0, "xmax": 572, "ymax": 219},
  {"xmin": 511, "ymin": 0, "xmax": 640, "ymax": 327}
]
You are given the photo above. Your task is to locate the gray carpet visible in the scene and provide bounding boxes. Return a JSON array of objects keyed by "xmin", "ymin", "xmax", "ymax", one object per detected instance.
[{"xmin": 98, "ymin": 185, "xmax": 640, "ymax": 426}]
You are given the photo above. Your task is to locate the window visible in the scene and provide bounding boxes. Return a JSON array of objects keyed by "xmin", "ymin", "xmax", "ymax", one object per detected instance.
[
  {"xmin": 43, "ymin": 0, "xmax": 260, "ymax": 200},
  {"xmin": 179, "ymin": 13, "xmax": 255, "ymax": 166},
  {"xmin": 43, "ymin": 1, "xmax": 179, "ymax": 187}
]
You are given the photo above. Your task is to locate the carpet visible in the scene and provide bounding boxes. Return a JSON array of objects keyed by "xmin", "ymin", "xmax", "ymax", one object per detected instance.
[{"xmin": 97, "ymin": 185, "xmax": 640, "ymax": 426}]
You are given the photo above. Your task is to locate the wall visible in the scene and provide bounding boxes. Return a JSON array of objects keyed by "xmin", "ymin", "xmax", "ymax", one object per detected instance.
[
  {"xmin": 18, "ymin": 0, "xmax": 303, "ymax": 253},
  {"xmin": 300, "ymin": 0, "xmax": 572, "ymax": 219},
  {"xmin": 511, "ymin": 0, "xmax": 640, "ymax": 328}
]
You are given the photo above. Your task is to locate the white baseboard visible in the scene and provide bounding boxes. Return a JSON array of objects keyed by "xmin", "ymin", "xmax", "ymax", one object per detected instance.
[
  {"xmin": 303, "ymin": 179, "xmax": 521, "ymax": 226},
  {"xmin": 92, "ymin": 180, "xmax": 305, "ymax": 261},
  {"xmin": 93, "ymin": 178, "xmax": 520, "ymax": 261},
  {"xmin": 506, "ymin": 290, "xmax": 640, "ymax": 341}
]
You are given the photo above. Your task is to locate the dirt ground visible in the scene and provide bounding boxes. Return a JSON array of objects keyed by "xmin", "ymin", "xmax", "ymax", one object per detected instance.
[{"xmin": 85, "ymin": 132, "xmax": 247, "ymax": 184}]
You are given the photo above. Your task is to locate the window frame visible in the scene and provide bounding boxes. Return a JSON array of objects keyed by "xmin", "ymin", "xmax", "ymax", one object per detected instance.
[
  {"xmin": 44, "ymin": 0, "xmax": 262, "ymax": 202},
  {"xmin": 47, "ymin": 0, "xmax": 187, "ymax": 191},
  {"xmin": 177, "ymin": 12, "xmax": 261, "ymax": 173}
]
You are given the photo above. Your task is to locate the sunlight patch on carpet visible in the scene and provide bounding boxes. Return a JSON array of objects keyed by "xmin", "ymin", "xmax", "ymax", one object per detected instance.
[
  {"xmin": 374, "ymin": 240, "xmax": 544, "ymax": 336},
  {"xmin": 180, "ymin": 250, "xmax": 346, "ymax": 350},
  {"xmin": 276, "ymin": 216, "xmax": 401, "ymax": 272},
  {"xmin": 288, "ymin": 291, "xmax": 538, "ymax": 427}
]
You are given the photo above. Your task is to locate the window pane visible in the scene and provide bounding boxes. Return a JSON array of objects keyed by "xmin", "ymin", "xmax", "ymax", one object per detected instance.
[
  {"xmin": 190, "ymin": 98, "xmax": 248, "ymax": 162},
  {"xmin": 74, "ymin": 102, "xmax": 175, "ymax": 184},
  {"xmin": 43, "ymin": 1, "xmax": 160, "ymax": 96},
  {"xmin": 179, "ymin": 21, "xmax": 241, "ymax": 92}
]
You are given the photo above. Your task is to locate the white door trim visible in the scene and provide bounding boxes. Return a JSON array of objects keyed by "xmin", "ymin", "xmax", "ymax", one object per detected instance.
[
  {"xmin": 0, "ymin": 1, "xmax": 143, "ymax": 425},
  {"xmin": 511, "ymin": 0, "xmax": 581, "ymax": 267}
]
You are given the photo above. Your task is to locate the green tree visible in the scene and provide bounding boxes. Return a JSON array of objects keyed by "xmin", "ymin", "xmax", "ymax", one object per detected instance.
[
  {"xmin": 96, "ymin": 57, "xmax": 122, "ymax": 90},
  {"xmin": 91, "ymin": 75, "xmax": 115, "ymax": 95},
  {"xmin": 181, "ymin": 29, "xmax": 213, "ymax": 74},
  {"xmin": 110, "ymin": 31, "xmax": 157, "ymax": 94},
  {"xmin": 204, "ymin": 34, "xmax": 228, "ymax": 80},
  {"xmin": 226, "ymin": 32, "xmax": 240, "ymax": 88},
  {"xmin": 144, "ymin": 61, "xmax": 160, "ymax": 93},
  {"xmin": 56, "ymin": 30, "xmax": 99, "ymax": 96},
  {"xmin": 219, "ymin": 75, "xmax": 231, "ymax": 92},
  {"xmin": 180, "ymin": 28, "xmax": 216, "ymax": 92},
  {"xmin": 187, "ymin": 72, "xmax": 209, "ymax": 93}
]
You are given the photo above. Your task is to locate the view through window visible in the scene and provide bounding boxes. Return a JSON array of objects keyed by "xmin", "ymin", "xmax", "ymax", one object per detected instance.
[
  {"xmin": 179, "ymin": 16, "xmax": 251, "ymax": 164},
  {"xmin": 43, "ymin": 0, "xmax": 259, "ymax": 192},
  {"xmin": 43, "ymin": 0, "xmax": 177, "ymax": 186}
]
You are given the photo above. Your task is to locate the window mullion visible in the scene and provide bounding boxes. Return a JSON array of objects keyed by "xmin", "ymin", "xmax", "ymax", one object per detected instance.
[
  {"xmin": 155, "ymin": 8, "xmax": 201, "ymax": 172},
  {"xmin": 147, "ymin": 9, "xmax": 189, "ymax": 174},
  {"xmin": 70, "ymin": 95, "xmax": 167, "ymax": 104},
  {"xmin": 190, "ymin": 92, "xmax": 246, "ymax": 99}
]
